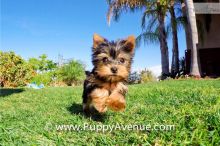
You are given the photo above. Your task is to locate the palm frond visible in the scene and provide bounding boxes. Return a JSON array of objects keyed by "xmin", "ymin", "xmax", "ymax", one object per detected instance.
[
  {"xmin": 176, "ymin": 16, "xmax": 187, "ymax": 31},
  {"xmin": 136, "ymin": 31, "xmax": 159, "ymax": 48},
  {"xmin": 165, "ymin": 24, "xmax": 172, "ymax": 39},
  {"xmin": 106, "ymin": 0, "xmax": 147, "ymax": 25},
  {"xmin": 107, "ymin": 3, "xmax": 114, "ymax": 25},
  {"xmin": 141, "ymin": 9, "xmax": 158, "ymax": 29},
  {"xmin": 146, "ymin": 16, "xmax": 158, "ymax": 31}
]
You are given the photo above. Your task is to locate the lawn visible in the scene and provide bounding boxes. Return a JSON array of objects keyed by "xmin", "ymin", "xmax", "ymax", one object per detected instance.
[{"xmin": 0, "ymin": 79, "xmax": 220, "ymax": 145}]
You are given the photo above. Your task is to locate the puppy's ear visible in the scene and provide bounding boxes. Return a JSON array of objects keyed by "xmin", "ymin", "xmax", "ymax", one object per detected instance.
[
  {"xmin": 93, "ymin": 33, "xmax": 105, "ymax": 49},
  {"xmin": 123, "ymin": 35, "xmax": 135, "ymax": 54}
]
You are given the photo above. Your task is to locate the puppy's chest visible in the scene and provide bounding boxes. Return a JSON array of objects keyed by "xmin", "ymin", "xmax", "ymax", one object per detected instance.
[{"xmin": 101, "ymin": 82, "xmax": 117, "ymax": 93}]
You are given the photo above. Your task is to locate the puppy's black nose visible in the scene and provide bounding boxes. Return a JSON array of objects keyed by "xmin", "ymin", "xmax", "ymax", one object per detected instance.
[{"xmin": 111, "ymin": 67, "xmax": 118, "ymax": 73}]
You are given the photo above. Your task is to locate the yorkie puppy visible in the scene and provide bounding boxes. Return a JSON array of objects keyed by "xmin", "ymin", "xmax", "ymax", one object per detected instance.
[{"xmin": 82, "ymin": 33, "xmax": 135, "ymax": 113}]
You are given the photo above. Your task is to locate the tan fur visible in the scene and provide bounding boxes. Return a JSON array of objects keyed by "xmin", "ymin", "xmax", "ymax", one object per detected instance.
[
  {"xmin": 96, "ymin": 53, "xmax": 109, "ymax": 60},
  {"xmin": 90, "ymin": 88, "xmax": 109, "ymax": 113},
  {"xmin": 125, "ymin": 35, "xmax": 136, "ymax": 53},
  {"xmin": 96, "ymin": 64, "xmax": 129, "ymax": 82},
  {"xmin": 87, "ymin": 82, "xmax": 128, "ymax": 112},
  {"xmin": 106, "ymin": 82, "xmax": 128, "ymax": 111},
  {"xmin": 93, "ymin": 33, "xmax": 105, "ymax": 48}
]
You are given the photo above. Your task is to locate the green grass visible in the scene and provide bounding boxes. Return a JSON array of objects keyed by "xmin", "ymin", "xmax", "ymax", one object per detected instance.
[{"xmin": 0, "ymin": 79, "xmax": 220, "ymax": 145}]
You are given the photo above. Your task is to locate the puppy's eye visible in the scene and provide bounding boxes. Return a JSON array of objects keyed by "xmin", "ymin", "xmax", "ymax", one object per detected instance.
[
  {"xmin": 103, "ymin": 57, "xmax": 108, "ymax": 63},
  {"xmin": 119, "ymin": 58, "xmax": 125, "ymax": 64}
]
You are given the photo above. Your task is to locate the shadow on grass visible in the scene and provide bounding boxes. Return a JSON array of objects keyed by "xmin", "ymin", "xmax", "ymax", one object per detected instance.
[
  {"xmin": 67, "ymin": 102, "xmax": 106, "ymax": 122},
  {"xmin": 0, "ymin": 88, "xmax": 24, "ymax": 97}
]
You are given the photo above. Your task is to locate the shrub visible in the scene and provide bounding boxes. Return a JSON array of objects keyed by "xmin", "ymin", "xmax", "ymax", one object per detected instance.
[
  {"xmin": 0, "ymin": 51, "xmax": 34, "ymax": 87},
  {"xmin": 128, "ymin": 72, "xmax": 141, "ymax": 84},
  {"xmin": 140, "ymin": 69, "xmax": 156, "ymax": 83},
  {"xmin": 28, "ymin": 54, "xmax": 57, "ymax": 72},
  {"xmin": 27, "ymin": 54, "xmax": 58, "ymax": 86},
  {"xmin": 30, "ymin": 71, "xmax": 56, "ymax": 86},
  {"xmin": 57, "ymin": 60, "xmax": 85, "ymax": 86}
]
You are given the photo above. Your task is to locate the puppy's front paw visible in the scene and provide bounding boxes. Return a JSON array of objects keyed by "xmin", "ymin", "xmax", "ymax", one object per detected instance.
[
  {"xmin": 117, "ymin": 82, "xmax": 128, "ymax": 95},
  {"xmin": 107, "ymin": 93, "xmax": 126, "ymax": 111},
  {"xmin": 90, "ymin": 88, "xmax": 109, "ymax": 113}
]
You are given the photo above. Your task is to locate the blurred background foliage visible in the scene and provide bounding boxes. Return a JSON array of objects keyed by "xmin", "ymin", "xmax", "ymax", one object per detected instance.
[
  {"xmin": 0, "ymin": 51, "xmax": 86, "ymax": 87},
  {"xmin": 1, "ymin": 51, "xmax": 179, "ymax": 87}
]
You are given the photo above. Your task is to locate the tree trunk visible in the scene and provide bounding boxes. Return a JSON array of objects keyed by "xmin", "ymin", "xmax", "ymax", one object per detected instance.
[
  {"xmin": 185, "ymin": 0, "xmax": 201, "ymax": 77},
  {"xmin": 170, "ymin": 6, "xmax": 179, "ymax": 78},
  {"xmin": 158, "ymin": 12, "xmax": 170, "ymax": 79},
  {"xmin": 182, "ymin": 6, "xmax": 192, "ymax": 55}
]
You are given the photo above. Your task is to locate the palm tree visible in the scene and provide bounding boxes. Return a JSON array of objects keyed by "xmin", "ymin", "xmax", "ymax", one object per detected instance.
[
  {"xmin": 140, "ymin": 0, "xmax": 184, "ymax": 78},
  {"xmin": 107, "ymin": 0, "xmax": 170, "ymax": 79},
  {"xmin": 184, "ymin": 0, "xmax": 200, "ymax": 77},
  {"xmin": 169, "ymin": 0, "xmax": 187, "ymax": 78},
  {"xmin": 170, "ymin": 1, "xmax": 179, "ymax": 77},
  {"xmin": 156, "ymin": 1, "xmax": 170, "ymax": 79},
  {"xmin": 107, "ymin": 0, "xmax": 200, "ymax": 78},
  {"xmin": 139, "ymin": 0, "xmax": 185, "ymax": 79}
]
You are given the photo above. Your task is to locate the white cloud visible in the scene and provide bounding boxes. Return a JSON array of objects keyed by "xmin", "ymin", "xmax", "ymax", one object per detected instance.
[{"xmin": 148, "ymin": 65, "xmax": 161, "ymax": 77}]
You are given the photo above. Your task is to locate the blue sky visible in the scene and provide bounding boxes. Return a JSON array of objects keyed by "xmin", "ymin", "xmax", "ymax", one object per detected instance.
[{"xmin": 1, "ymin": 0, "xmax": 186, "ymax": 74}]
